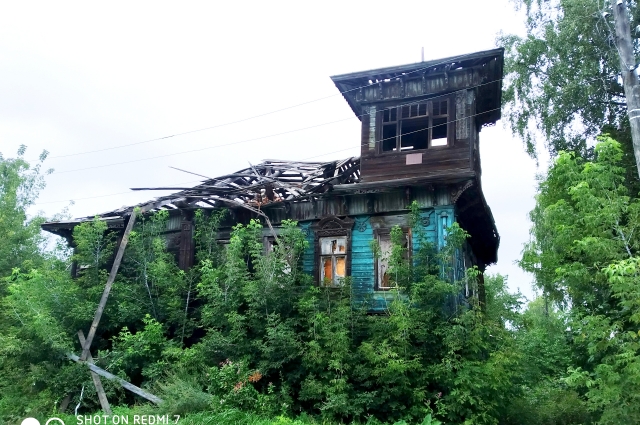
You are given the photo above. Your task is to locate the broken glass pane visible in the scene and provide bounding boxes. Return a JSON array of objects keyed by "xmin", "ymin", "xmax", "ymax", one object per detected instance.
[
  {"xmin": 322, "ymin": 257, "xmax": 332, "ymax": 284},
  {"xmin": 320, "ymin": 238, "xmax": 333, "ymax": 255},
  {"xmin": 336, "ymin": 257, "xmax": 346, "ymax": 277}
]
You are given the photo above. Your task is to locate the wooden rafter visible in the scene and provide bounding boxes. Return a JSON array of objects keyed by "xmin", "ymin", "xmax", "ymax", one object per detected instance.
[{"xmin": 42, "ymin": 157, "xmax": 362, "ymax": 234}]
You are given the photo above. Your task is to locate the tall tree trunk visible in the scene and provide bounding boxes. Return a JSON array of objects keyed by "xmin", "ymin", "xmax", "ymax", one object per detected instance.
[{"xmin": 612, "ymin": 0, "xmax": 640, "ymax": 179}]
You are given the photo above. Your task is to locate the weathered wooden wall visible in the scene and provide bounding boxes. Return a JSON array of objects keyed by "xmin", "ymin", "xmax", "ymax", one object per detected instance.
[
  {"xmin": 296, "ymin": 207, "xmax": 452, "ymax": 311},
  {"xmin": 360, "ymin": 140, "xmax": 472, "ymax": 183},
  {"xmin": 156, "ymin": 188, "xmax": 481, "ymax": 314},
  {"xmin": 300, "ymin": 221, "xmax": 314, "ymax": 276},
  {"xmin": 350, "ymin": 216, "xmax": 374, "ymax": 301},
  {"xmin": 355, "ymin": 69, "xmax": 482, "ymax": 104},
  {"xmin": 260, "ymin": 186, "xmax": 452, "ymax": 224},
  {"xmin": 358, "ymin": 89, "xmax": 477, "ymax": 183}
]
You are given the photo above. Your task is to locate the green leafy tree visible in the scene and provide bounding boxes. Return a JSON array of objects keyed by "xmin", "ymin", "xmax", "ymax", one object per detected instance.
[
  {"xmin": 503, "ymin": 297, "xmax": 591, "ymax": 425},
  {"xmin": 521, "ymin": 135, "xmax": 640, "ymax": 423},
  {"xmin": 0, "ymin": 146, "xmax": 51, "ymax": 277},
  {"xmin": 499, "ymin": 0, "xmax": 640, "ymax": 156},
  {"xmin": 521, "ymin": 135, "xmax": 640, "ymax": 311}
]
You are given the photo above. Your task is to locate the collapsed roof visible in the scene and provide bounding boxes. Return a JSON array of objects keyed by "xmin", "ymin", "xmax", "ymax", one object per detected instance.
[
  {"xmin": 41, "ymin": 157, "xmax": 361, "ymax": 238},
  {"xmin": 41, "ymin": 155, "xmax": 499, "ymax": 265}
]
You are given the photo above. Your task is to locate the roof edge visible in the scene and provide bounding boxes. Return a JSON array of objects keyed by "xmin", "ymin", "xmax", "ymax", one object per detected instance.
[{"xmin": 330, "ymin": 47, "xmax": 504, "ymax": 82}]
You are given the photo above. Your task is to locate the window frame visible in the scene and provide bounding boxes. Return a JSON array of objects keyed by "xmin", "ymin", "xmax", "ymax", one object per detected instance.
[
  {"xmin": 373, "ymin": 227, "xmax": 412, "ymax": 291},
  {"xmin": 376, "ymin": 96, "xmax": 452, "ymax": 155},
  {"xmin": 311, "ymin": 216, "xmax": 355, "ymax": 288},
  {"xmin": 264, "ymin": 235, "xmax": 293, "ymax": 278},
  {"xmin": 319, "ymin": 236, "xmax": 348, "ymax": 286}
]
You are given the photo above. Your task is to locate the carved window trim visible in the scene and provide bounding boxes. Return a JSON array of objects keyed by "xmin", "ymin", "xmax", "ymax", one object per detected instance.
[
  {"xmin": 319, "ymin": 236, "xmax": 347, "ymax": 286},
  {"xmin": 311, "ymin": 216, "xmax": 355, "ymax": 286}
]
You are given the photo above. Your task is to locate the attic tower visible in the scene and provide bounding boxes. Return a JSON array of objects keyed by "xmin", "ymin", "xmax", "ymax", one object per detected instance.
[{"xmin": 331, "ymin": 48, "xmax": 503, "ymax": 183}]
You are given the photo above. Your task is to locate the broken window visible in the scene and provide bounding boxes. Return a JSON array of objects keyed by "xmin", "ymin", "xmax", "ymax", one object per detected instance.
[
  {"xmin": 375, "ymin": 228, "xmax": 411, "ymax": 290},
  {"xmin": 430, "ymin": 99, "xmax": 449, "ymax": 147},
  {"xmin": 319, "ymin": 236, "xmax": 347, "ymax": 286},
  {"xmin": 379, "ymin": 98, "xmax": 449, "ymax": 152}
]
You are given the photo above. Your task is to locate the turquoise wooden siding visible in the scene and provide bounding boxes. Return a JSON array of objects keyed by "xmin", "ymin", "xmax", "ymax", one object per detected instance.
[
  {"xmin": 298, "ymin": 206, "xmax": 457, "ymax": 311},
  {"xmin": 411, "ymin": 210, "xmax": 437, "ymax": 254},
  {"xmin": 433, "ymin": 206, "xmax": 454, "ymax": 250},
  {"xmin": 300, "ymin": 222, "xmax": 315, "ymax": 275},
  {"xmin": 351, "ymin": 217, "xmax": 374, "ymax": 299}
]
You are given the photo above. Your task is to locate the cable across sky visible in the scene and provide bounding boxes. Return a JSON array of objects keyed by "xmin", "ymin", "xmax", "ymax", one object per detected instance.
[
  {"xmin": 47, "ymin": 77, "xmax": 503, "ymax": 176},
  {"xmin": 37, "ymin": 55, "xmax": 490, "ymax": 161},
  {"xmin": 34, "ymin": 104, "xmax": 501, "ymax": 206}
]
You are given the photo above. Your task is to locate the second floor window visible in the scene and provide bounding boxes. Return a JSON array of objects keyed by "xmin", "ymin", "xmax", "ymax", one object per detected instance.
[{"xmin": 379, "ymin": 98, "xmax": 450, "ymax": 153}]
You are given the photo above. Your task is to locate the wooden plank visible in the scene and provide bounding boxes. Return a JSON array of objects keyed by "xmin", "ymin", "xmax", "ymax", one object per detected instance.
[
  {"xmin": 59, "ymin": 394, "xmax": 72, "ymax": 413},
  {"xmin": 78, "ymin": 330, "xmax": 112, "ymax": 414},
  {"xmin": 360, "ymin": 142, "xmax": 472, "ymax": 182},
  {"xmin": 178, "ymin": 219, "xmax": 194, "ymax": 270},
  {"xmin": 67, "ymin": 353, "xmax": 163, "ymax": 405},
  {"xmin": 333, "ymin": 171, "xmax": 476, "ymax": 192},
  {"xmin": 80, "ymin": 209, "xmax": 137, "ymax": 362}
]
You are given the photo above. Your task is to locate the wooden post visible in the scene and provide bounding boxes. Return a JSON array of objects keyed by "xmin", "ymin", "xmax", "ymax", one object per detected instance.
[
  {"xmin": 178, "ymin": 217, "xmax": 194, "ymax": 271},
  {"xmin": 78, "ymin": 330, "xmax": 112, "ymax": 414},
  {"xmin": 81, "ymin": 209, "xmax": 137, "ymax": 361},
  {"xmin": 59, "ymin": 395, "xmax": 72, "ymax": 413},
  {"xmin": 477, "ymin": 270, "xmax": 486, "ymax": 312},
  {"xmin": 612, "ymin": 0, "xmax": 640, "ymax": 179},
  {"xmin": 67, "ymin": 353, "xmax": 163, "ymax": 404}
]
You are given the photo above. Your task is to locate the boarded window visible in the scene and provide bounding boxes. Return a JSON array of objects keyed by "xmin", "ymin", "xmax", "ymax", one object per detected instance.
[{"xmin": 319, "ymin": 236, "xmax": 347, "ymax": 286}]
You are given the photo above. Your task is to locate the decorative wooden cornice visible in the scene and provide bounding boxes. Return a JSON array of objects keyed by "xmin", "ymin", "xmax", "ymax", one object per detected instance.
[
  {"xmin": 450, "ymin": 180, "xmax": 474, "ymax": 204},
  {"xmin": 311, "ymin": 215, "xmax": 355, "ymax": 238}
]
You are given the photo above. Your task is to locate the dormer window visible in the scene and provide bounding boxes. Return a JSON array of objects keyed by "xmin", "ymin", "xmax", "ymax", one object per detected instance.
[{"xmin": 379, "ymin": 98, "xmax": 450, "ymax": 153}]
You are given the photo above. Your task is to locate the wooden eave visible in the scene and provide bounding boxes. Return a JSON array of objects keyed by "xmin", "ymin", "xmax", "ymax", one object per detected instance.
[
  {"xmin": 455, "ymin": 182, "xmax": 500, "ymax": 265},
  {"xmin": 330, "ymin": 48, "xmax": 504, "ymax": 125}
]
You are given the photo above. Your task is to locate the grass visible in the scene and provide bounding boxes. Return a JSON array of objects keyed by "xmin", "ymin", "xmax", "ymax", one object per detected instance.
[{"xmin": 46, "ymin": 408, "xmax": 339, "ymax": 425}]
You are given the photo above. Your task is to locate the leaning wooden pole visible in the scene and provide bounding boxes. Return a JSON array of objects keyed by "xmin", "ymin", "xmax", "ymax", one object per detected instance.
[
  {"xmin": 80, "ymin": 209, "xmax": 137, "ymax": 361},
  {"xmin": 612, "ymin": 0, "xmax": 640, "ymax": 179},
  {"xmin": 67, "ymin": 353, "xmax": 162, "ymax": 404},
  {"xmin": 78, "ymin": 330, "xmax": 112, "ymax": 414}
]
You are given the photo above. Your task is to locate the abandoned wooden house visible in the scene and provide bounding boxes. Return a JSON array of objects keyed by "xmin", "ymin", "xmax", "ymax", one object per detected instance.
[{"xmin": 42, "ymin": 48, "xmax": 503, "ymax": 311}]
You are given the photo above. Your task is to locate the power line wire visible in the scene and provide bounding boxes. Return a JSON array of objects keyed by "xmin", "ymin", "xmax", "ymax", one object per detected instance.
[
  {"xmin": 49, "ymin": 78, "xmax": 503, "ymax": 175},
  {"xmin": 34, "ymin": 179, "xmax": 202, "ymax": 205},
  {"xmin": 50, "ymin": 116, "xmax": 356, "ymax": 174},
  {"xmin": 34, "ymin": 104, "xmax": 501, "ymax": 206},
  {"xmin": 38, "ymin": 56, "xmax": 477, "ymax": 161}
]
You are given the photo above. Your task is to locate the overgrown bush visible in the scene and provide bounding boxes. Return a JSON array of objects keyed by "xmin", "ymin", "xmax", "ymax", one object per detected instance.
[{"xmin": 0, "ymin": 161, "xmax": 580, "ymax": 424}]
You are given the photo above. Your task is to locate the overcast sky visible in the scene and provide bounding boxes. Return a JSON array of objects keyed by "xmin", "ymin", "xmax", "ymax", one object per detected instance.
[{"xmin": 0, "ymin": 1, "xmax": 543, "ymax": 299}]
